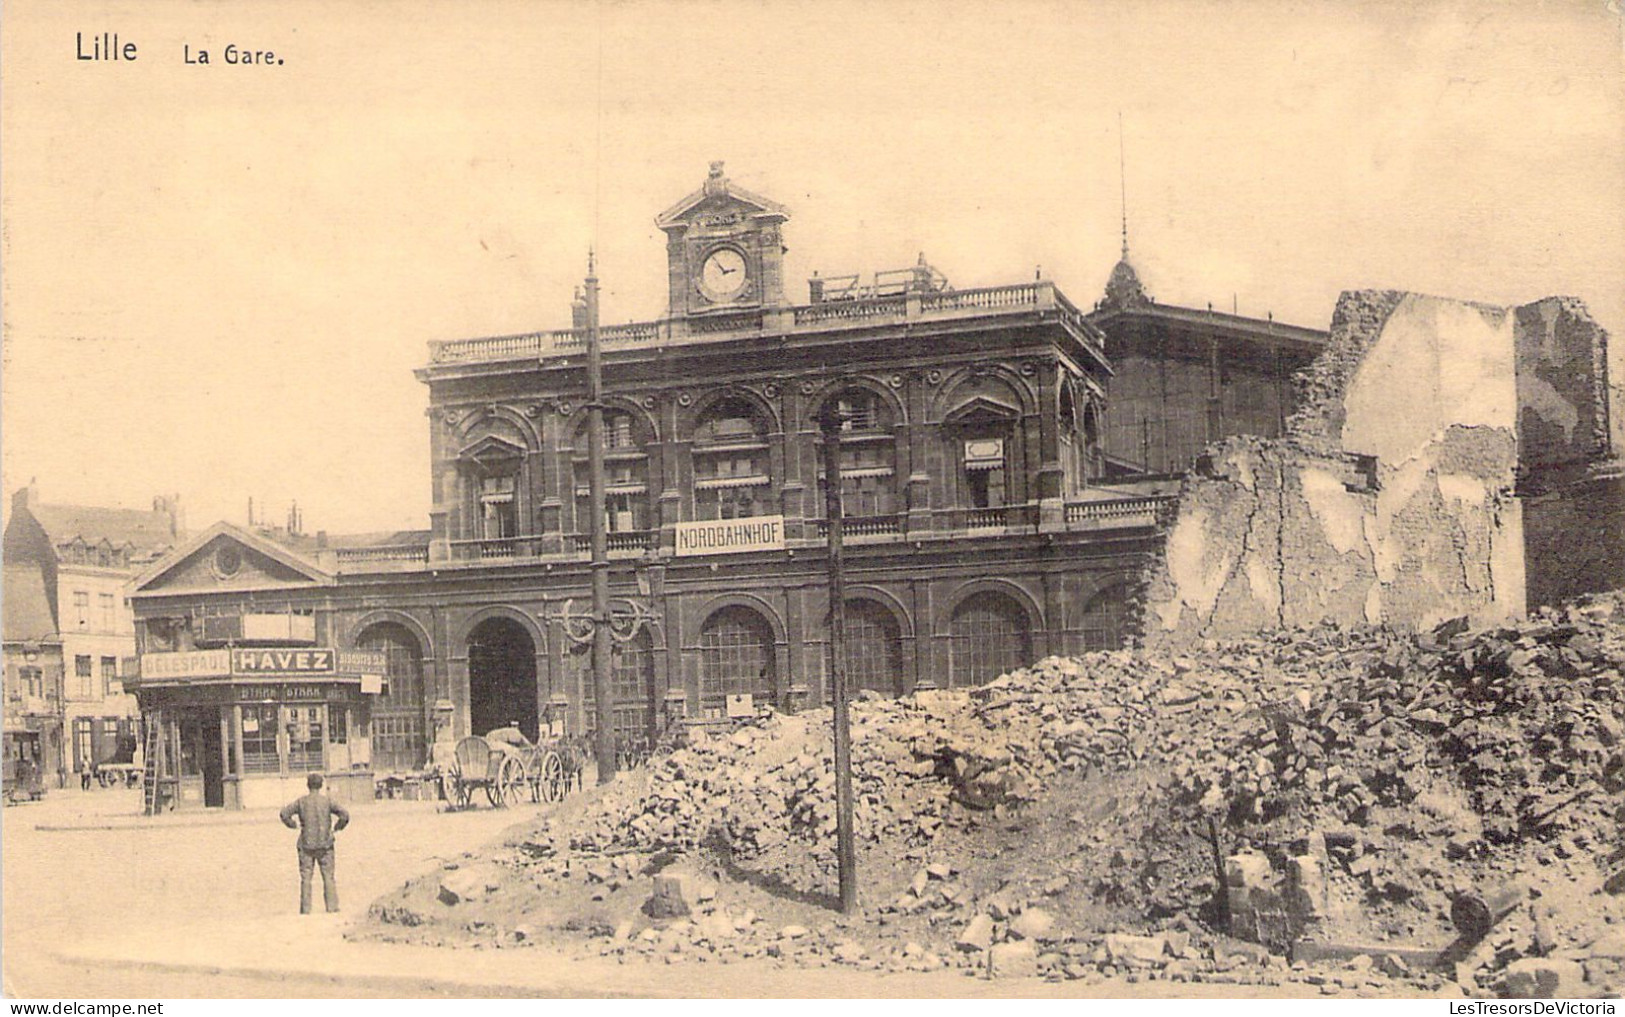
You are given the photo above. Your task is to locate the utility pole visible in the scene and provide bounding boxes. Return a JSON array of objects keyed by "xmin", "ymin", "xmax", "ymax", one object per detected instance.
[
  {"xmin": 586, "ymin": 252, "xmax": 616, "ymax": 785},
  {"xmin": 817, "ymin": 404, "xmax": 858, "ymax": 914}
]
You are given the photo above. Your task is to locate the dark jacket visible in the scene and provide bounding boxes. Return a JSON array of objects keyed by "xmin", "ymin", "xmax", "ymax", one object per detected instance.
[{"xmin": 280, "ymin": 791, "xmax": 350, "ymax": 851}]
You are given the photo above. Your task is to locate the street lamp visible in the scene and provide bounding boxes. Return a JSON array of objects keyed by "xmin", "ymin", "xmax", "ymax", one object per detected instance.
[{"xmin": 816, "ymin": 402, "xmax": 859, "ymax": 915}]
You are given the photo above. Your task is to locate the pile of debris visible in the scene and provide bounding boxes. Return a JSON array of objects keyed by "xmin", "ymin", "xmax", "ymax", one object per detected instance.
[{"xmin": 368, "ymin": 592, "xmax": 1625, "ymax": 996}]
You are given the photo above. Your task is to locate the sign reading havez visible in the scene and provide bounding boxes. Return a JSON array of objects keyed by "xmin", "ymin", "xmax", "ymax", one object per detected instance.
[
  {"xmin": 674, "ymin": 515, "xmax": 786, "ymax": 556},
  {"xmin": 137, "ymin": 648, "xmax": 388, "ymax": 680},
  {"xmin": 233, "ymin": 648, "xmax": 388, "ymax": 674}
]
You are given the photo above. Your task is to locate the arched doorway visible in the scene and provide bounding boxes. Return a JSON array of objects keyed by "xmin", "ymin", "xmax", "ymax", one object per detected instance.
[
  {"xmin": 356, "ymin": 622, "xmax": 427, "ymax": 772},
  {"xmin": 947, "ymin": 590, "xmax": 1032, "ymax": 687},
  {"xmin": 699, "ymin": 605, "xmax": 776, "ymax": 718},
  {"xmin": 467, "ymin": 617, "xmax": 538, "ymax": 742}
]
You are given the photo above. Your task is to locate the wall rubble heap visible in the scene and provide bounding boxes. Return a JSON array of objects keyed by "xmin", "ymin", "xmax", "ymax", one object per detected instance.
[{"xmin": 1143, "ymin": 290, "xmax": 1621, "ymax": 645}]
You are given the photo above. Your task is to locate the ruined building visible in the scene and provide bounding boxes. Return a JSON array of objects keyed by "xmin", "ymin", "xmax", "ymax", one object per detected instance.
[{"xmin": 1143, "ymin": 290, "xmax": 1624, "ymax": 643}]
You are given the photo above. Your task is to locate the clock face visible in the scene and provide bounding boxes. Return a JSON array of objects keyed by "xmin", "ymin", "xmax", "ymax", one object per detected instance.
[{"xmin": 700, "ymin": 247, "xmax": 749, "ymax": 302}]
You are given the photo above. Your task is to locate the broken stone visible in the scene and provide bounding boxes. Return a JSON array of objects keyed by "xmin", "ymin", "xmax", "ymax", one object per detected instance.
[
  {"xmin": 1105, "ymin": 934, "xmax": 1168, "ymax": 966},
  {"xmin": 1008, "ymin": 907, "xmax": 1055, "ymax": 941},
  {"xmin": 1499, "ymin": 958, "xmax": 1585, "ymax": 999},
  {"xmin": 956, "ymin": 914, "xmax": 995, "ymax": 952},
  {"xmin": 988, "ymin": 940, "xmax": 1040, "ymax": 978}
]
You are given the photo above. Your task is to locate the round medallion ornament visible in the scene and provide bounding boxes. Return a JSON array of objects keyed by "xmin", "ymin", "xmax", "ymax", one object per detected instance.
[
  {"xmin": 213, "ymin": 545, "xmax": 242, "ymax": 579},
  {"xmin": 799, "ymin": 381, "xmax": 816, "ymax": 396},
  {"xmin": 677, "ymin": 392, "xmax": 693, "ymax": 408},
  {"xmin": 925, "ymin": 369, "xmax": 943, "ymax": 386},
  {"xmin": 888, "ymin": 374, "xmax": 904, "ymax": 389},
  {"xmin": 763, "ymin": 383, "xmax": 780, "ymax": 399}
]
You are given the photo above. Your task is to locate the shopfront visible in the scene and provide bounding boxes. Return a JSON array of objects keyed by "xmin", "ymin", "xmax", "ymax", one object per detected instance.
[{"xmin": 132, "ymin": 648, "xmax": 383, "ymax": 810}]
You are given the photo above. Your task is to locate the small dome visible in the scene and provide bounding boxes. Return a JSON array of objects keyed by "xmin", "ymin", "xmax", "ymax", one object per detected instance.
[{"xmin": 1103, "ymin": 257, "xmax": 1148, "ymax": 309}]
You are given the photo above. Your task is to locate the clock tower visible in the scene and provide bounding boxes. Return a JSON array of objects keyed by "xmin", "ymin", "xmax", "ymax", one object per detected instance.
[{"xmin": 655, "ymin": 162, "xmax": 789, "ymax": 318}]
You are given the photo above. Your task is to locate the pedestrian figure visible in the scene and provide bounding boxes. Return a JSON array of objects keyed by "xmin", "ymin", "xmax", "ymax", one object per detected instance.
[
  {"xmin": 279, "ymin": 772, "xmax": 350, "ymax": 914},
  {"xmin": 80, "ymin": 762, "xmax": 92, "ymax": 791}
]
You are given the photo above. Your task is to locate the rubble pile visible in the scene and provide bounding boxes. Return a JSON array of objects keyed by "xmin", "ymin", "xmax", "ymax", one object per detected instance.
[{"xmin": 368, "ymin": 591, "xmax": 1625, "ymax": 995}]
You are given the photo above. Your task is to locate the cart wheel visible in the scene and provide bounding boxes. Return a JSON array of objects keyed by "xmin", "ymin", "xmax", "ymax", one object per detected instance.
[
  {"xmin": 452, "ymin": 776, "xmax": 473, "ymax": 809},
  {"xmin": 487, "ymin": 755, "xmax": 524, "ymax": 808},
  {"xmin": 539, "ymin": 751, "xmax": 564, "ymax": 802}
]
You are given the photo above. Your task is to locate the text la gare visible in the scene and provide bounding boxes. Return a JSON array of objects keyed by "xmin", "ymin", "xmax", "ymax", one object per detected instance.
[{"xmin": 185, "ymin": 43, "xmax": 282, "ymax": 66}]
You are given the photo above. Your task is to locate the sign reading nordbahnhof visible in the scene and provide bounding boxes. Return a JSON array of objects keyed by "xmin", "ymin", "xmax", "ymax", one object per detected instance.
[{"xmin": 673, "ymin": 515, "xmax": 786, "ymax": 557}]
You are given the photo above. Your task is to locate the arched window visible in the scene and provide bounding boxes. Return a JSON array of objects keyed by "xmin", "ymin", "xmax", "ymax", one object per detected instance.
[
  {"xmin": 693, "ymin": 397, "xmax": 773, "ymax": 521},
  {"xmin": 1080, "ymin": 583, "xmax": 1133, "ymax": 651},
  {"xmin": 816, "ymin": 389, "xmax": 898, "ymax": 522},
  {"xmin": 947, "ymin": 591, "xmax": 1032, "ymax": 687},
  {"xmin": 569, "ymin": 630, "xmax": 656, "ymax": 746},
  {"xmin": 357, "ymin": 622, "xmax": 426, "ymax": 772},
  {"xmin": 572, "ymin": 409, "xmax": 651, "ymax": 542},
  {"xmin": 820, "ymin": 599, "xmax": 905, "ymax": 699},
  {"xmin": 699, "ymin": 606, "xmax": 776, "ymax": 717}
]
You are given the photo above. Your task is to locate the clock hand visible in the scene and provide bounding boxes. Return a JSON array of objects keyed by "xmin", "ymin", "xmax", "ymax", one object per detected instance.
[{"xmin": 719, "ymin": 266, "xmax": 738, "ymax": 275}]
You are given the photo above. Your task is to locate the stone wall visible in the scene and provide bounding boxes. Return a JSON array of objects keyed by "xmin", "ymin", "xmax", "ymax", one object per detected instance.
[{"xmin": 1143, "ymin": 288, "xmax": 1618, "ymax": 645}]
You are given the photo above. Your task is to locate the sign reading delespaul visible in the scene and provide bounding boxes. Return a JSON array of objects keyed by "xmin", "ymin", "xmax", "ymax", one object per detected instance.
[{"xmin": 673, "ymin": 515, "xmax": 786, "ymax": 557}]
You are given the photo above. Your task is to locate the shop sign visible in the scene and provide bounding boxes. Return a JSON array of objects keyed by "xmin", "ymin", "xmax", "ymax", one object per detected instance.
[
  {"xmin": 234, "ymin": 683, "xmax": 353, "ymax": 703},
  {"xmin": 674, "ymin": 514, "xmax": 785, "ymax": 557},
  {"xmin": 337, "ymin": 650, "xmax": 388, "ymax": 675},
  {"xmin": 231, "ymin": 648, "xmax": 335, "ymax": 674},
  {"xmin": 140, "ymin": 650, "xmax": 232, "ymax": 681}
]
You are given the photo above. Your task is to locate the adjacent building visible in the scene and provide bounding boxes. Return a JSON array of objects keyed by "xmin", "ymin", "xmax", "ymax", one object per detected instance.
[
  {"xmin": 3, "ymin": 486, "xmax": 184, "ymax": 783},
  {"xmin": 124, "ymin": 165, "xmax": 1324, "ymax": 806}
]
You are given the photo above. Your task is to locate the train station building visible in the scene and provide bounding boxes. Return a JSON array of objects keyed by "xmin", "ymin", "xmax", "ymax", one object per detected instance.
[{"xmin": 124, "ymin": 165, "xmax": 1323, "ymax": 805}]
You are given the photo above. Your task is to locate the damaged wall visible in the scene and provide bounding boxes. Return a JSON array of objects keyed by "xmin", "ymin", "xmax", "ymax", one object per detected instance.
[{"xmin": 1143, "ymin": 288, "xmax": 1619, "ymax": 645}]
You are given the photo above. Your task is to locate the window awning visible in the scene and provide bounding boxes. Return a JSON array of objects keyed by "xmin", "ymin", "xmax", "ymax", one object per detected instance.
[
  {"xmin": 695, "ymin": 475, "xmax": 772, "ymax": 490},
  {"xmin": 575, "ymin": 484, "xmax": 649, "ymax": 496}
]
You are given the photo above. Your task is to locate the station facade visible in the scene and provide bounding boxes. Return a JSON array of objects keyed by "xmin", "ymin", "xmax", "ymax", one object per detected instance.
[{"xmin": 126, "ymin": 165, "xmax": 1323, "ymax": 804}]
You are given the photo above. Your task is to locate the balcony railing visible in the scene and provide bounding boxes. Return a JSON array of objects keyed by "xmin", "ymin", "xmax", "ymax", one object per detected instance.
[
  {"xmin": 1064, "ymin": 495, "xmax": 1177, "ymax": 529},
  {"xmin": 427, "ymin": 280, "xmax": 1106, "ymax": 367},
  {"xmin": 812, "ymin": 514, "xmax": 903, "ymax": 539},
  {"xmin": 793, "ymin": 295, "xmax": 907, "ymax": 326},
  {"xmin": 332, "ymin": 544, "xmax": 430, "ymax": 565},
  {"xmin": 569, "ymin": 530, "xmax": 659, "ymax": 555},
  {"xmin": 448, "ymin": 536, "xmax": 545, "ymax": 561}
]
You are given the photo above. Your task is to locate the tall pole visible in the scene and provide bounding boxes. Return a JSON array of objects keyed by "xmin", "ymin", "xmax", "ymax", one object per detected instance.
[
  {"xmin": 586, "ymin": 253, "xmax": 616, "ymax": 785},
  {"xmin": 818, "ymin": 406, "xmax": 858, "ymax": 914}
]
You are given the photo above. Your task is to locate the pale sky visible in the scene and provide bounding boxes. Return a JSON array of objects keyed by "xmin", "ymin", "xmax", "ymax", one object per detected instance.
[{"xmin": 3, "ymin": 0, "xmax": 1621, "ymax": 534}]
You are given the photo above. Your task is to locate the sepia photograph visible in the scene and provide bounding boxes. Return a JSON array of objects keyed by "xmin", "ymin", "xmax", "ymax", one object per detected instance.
[{"xmin": 2, "ymin": 0, "xmax": 1623, "ymax": 1003}]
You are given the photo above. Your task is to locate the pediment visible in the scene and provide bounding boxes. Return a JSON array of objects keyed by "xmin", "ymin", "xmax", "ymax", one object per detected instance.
[
  {"xmin": 944, "ymin": 395, "xmax": 1022, "ymax": 425},
  {"xmin": 459, "ymin": 434, "xmax": 526, "ymax": 466},
  {"xmin": 655, "ymin": 164, "xmax": 788, "ymax": 232},
  {"xmin": 132, "ymin": 523, "xmax": 332, "ymax": 595}
]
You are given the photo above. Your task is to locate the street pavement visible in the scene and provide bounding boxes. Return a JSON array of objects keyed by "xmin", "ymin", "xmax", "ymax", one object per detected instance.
[{"xmin": 3, "ymin": 785, "xmax": 1322, "ymax": 999}]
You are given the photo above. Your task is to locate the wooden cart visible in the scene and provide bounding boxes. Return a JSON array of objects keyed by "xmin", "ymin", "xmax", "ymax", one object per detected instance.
[{"xmin": 445, "ymin": 728, "xmax": 571, "ymax": 808}]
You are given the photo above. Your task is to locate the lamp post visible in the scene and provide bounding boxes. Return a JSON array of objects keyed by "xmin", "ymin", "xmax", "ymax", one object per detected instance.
[
  {"xmin": 585, "ymin": 253, "xmax": 616, "ymax": 785},
  {"xmin": 817, "ymin": 403, "xmax": 858, "ymax": 914}
]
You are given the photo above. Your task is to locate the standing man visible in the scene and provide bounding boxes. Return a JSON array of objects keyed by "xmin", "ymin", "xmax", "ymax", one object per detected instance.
[{"xmin": 279, "ymin": 772, "xmax": 350, "ymax": 914}]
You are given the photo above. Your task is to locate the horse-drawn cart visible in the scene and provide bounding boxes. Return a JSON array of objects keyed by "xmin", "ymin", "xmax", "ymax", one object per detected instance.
[{"xmin": 443, "ymin": 727, "xmax": 579, "ymax": 808}]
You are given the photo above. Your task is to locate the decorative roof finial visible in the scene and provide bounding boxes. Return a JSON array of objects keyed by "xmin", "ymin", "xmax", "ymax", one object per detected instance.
[
  {"xmin": 703, "ymin": 160, "xmax": 728, "ymax": 198},
  {"xmin": 1118, "ymin": 111, "xmax": 1129, "ymax": 260}
]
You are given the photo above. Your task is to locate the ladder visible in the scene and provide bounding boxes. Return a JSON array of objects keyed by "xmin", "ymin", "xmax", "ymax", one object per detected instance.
[{"xmin": 140, "ymin": 711, "xmax": 162, "ymax": 816}]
